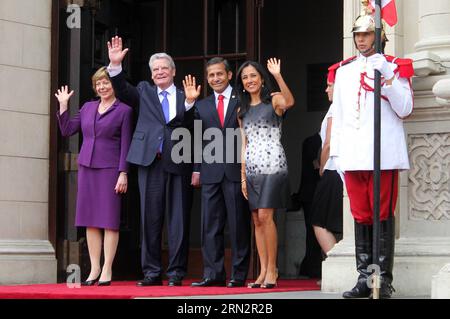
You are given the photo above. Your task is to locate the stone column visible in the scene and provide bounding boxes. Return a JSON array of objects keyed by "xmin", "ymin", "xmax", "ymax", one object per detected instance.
[
  {"xmin": 432, "ymin": 265, "xmax": 450, "ymax": 299},
  {"xmin": 0, "ymin": 0, "xmax": 57, "ymax": 284},
  {"xmin": 400, "ymin": 0, "xmax": 450, "ymax": 297},
  {"xmin": 415, "ymin": 0, "xmax": 450, "ymax": 62}
]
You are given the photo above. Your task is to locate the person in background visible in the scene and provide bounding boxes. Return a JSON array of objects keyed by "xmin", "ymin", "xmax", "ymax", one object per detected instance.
[
  {"xmin": 311, "ymin": 80, "xmax": 343, "ymax": 263},
  {"xmin": 297, "ymin": 132, "xmax": 323, "ymax": 279}
]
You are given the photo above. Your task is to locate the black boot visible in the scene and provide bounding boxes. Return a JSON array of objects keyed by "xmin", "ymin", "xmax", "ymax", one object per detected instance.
[
  {"xmin": 342, "ymin": 222, "xmax": 373, "ymax": 299},
  {"xmin": 378, "ymin": 216, "xmax": 396, "ymax": 299},
  {"xmin": 368, "ymin": 216, "xmax": 396, "ymax": 299}
]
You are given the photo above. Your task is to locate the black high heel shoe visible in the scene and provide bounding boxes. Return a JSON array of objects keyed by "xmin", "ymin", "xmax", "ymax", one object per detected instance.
[
  {"xmin": 247, "ymin": 282, "xmax": 262, "ymax": 289},
  {"xmin": 261, "ymin": 282, "xmax": 277, "ymax": 289},
  {"xmin": 81, "ymin": 274, "xmax": 101, "ymax": 286},
  {"xmin": 98, "ymin": 280, "xmax": 111, "ymax": 286},
  {"xmin": 98, "ymin": 272, "xmax": 112, "ymax": 286},
  {"xmin": 262, "ymin": 270, "xmax": 278, "ymax": 289}
]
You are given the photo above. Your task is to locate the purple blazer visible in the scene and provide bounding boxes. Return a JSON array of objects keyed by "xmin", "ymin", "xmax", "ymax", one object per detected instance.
[{"xmin": 57, "ymin": 99, "xmax": 133, "ymax": 172}]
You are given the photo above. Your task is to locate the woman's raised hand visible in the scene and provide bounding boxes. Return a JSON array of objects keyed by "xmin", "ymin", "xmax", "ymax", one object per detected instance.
[
  {"xmin": 268, "ymin": 58, "xmax": 295, "ymax": 113},
  {"xmin": 107, "ymin": 36, "xmax": 129, "ymax": 67},
  {"xmin": 267, "ymin": 58, "xmax": 281, "ymax": 77},
  {"xmin": 55, "ymin": 85, "xmax": 74, "ymax": 112}
]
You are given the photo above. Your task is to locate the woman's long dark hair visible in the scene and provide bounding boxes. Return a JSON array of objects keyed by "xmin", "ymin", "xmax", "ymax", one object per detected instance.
[{"xmin": 236, "ymin": 61, "xmax": 273, "ymax": 119}]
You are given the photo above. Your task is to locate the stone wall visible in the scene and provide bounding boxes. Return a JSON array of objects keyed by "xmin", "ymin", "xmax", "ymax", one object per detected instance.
[{"xmin": 0, "ymin": 0, "xmax": 56, "ymax": 284}]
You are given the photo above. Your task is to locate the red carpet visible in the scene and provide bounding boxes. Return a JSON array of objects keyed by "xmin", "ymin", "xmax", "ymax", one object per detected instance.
[{"xmin": 0, "ymin": 280, "xmax": 320, "ymax": 299}]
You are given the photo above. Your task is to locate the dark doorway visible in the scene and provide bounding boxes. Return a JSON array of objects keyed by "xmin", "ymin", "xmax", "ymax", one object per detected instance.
[
  {"xmin": 53, "ymin": 0, "xmax": 343, "ymax": 282},
  {"xmin": 55, "ymin": 0, "xmax": 260, "ymax": 282},
  {"xmin": 259, "ymin": 0, "xmax": 344, "ymax": 278}
]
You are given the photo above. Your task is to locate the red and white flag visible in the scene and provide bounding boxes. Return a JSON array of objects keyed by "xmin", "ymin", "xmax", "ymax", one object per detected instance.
[{"xmin": 369, "ymin": 0, "xmax": 398, "ymax": 27}]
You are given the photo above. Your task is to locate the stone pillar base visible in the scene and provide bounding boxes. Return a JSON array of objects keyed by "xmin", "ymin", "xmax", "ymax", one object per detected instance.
[
  {"xmin": 322, "ymin": 238, "xmax": 450, "ymax": 297},
  {"xmin": 0, "ymin": 240, "xmax": 57, "ymax": 285},
  {"xmin": 432, "ymin": 264, "xmax": 450, "ymax": 299},
  {"xmin": 321, "ymin": 240, "xmax": 357, "ymax": 294}
]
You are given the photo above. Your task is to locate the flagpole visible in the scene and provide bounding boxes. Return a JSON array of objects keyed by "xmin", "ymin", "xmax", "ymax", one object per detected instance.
[{"xmin": 373, "ymin": 0, "xmax": 383, "ymax": 300}]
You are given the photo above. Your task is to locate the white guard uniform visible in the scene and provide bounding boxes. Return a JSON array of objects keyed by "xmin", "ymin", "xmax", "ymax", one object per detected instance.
[{"xmin": 330, "ymin": 54, "xmax": 413, "ymax": 172}]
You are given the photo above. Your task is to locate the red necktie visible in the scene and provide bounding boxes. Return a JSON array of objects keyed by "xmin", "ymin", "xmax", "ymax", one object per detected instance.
[{"xmin": 217, "ymin": 94, "xmax": 225, "ymax": 127}]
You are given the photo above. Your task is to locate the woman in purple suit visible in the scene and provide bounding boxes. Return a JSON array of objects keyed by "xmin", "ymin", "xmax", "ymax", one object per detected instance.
[{"xmin": 55, "ymin": 67, "xmax": 133, "ymax": 286}]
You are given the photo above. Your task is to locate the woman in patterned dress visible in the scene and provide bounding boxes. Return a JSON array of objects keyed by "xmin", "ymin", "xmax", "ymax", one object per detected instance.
[{"xmin": 237, "ymin": 59, "xmax": 295, "ymax": 288}]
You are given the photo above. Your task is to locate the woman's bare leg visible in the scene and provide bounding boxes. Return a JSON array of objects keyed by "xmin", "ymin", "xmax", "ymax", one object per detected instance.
[
  {"xmin": 259, "ymin": 209, "xmax": 278, "ymax": 284},
  {"xmin": 313, "ymin": 226, "xmax": 337, "ymax": 255},
  {"xmin": 100, "ymin": 229, "xmax": 119, "ymax": 282},
  {"xmin": 252, "ymin": 210, "xmax": 267, "ymax": 284},
  {"xmin": 86, "ymin": 228, "xmax": 102, "ymax": 281}
]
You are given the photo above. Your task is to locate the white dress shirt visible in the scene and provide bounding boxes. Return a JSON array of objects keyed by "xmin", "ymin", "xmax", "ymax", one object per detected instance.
[
  {"xmin": 320, "ymin": 105, "xmax": 337, "ymax": 171},
  {"xmin": 214, "ymin": 85, "xmax": 233, "ymax": 116}
]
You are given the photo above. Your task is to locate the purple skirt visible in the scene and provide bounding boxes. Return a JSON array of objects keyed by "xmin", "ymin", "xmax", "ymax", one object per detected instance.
[{"xmin": 76, "ymin": 165, "xmax": 122, "ymax": 230}]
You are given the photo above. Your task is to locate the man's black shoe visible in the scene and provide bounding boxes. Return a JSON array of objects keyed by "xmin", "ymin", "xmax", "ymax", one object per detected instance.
[
  {"xmin": 191, "ymin": 278, "xmax": 226, "ymax": 287},
  {"xmin": 369, "ymin": 282, "xmax": 395, "ymax": 299},
  {"xmin": 379, "ymin": 282, "xmax": 395, "ymax": 299},
  {"xmin": 136, "ymin": 276, "xmax": 163, "ymax": 287},
  {"xmin": 168, "ymin": 277, "xmax": 183, "ymax": 287},
  {"xmin": 342, "ymin": 280, "xmax": 371, "ymax": 298},
  {"xmin": 227, "ymin": 280, "xmax": 245, "ymax": 288}
]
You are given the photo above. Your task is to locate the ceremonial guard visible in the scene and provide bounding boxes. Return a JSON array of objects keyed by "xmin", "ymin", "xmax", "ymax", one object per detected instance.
[{"xmin": 329, "ymin": 1, "xmax": 414, "ymax": 298}]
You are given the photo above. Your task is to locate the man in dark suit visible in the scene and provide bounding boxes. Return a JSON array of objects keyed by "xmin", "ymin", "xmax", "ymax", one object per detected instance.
[
  {"xmin": 107, "ymin": 36, "xmax": 201, "ymax": 287},
  {"xmin": 191, "ymin": 58, "xmax": 251, "ymax": 288}
]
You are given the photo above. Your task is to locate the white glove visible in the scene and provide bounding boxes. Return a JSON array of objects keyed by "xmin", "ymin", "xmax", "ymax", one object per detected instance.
[{"xmin": 368, "ymin": 53, "xmax": 395, "ymax": 81}]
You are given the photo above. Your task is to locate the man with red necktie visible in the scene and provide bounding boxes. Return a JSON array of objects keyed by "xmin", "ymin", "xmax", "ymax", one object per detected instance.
[{"xmin": 191, "ymin": 57, "xmax": 251, "ymax": 288}]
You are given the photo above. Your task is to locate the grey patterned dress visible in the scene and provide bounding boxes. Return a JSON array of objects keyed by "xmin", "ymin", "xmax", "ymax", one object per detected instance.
[{"xmin": 242, "ymin": 102, "xmax": 290, "ymax": 211}]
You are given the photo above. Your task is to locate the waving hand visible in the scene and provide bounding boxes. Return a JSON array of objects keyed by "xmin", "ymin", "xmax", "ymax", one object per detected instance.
[{"xmin": 108, "ymin": 36, "xmax": 129, "ymax": 67}]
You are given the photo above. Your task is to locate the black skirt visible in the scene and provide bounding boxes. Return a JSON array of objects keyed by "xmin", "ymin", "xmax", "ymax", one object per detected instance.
[
  {"xmin": 311, "ymin": 170, "xmax": 343, "ymax": 234},
  {"xmin": 247, "ymin": 172, "xmax": 290, "ymax": 211}
]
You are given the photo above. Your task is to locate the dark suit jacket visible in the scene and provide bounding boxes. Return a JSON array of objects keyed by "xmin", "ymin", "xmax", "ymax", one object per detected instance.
[
  {"xmin": 111, "ymin": 71, "xmax": 194, "ymax": 176},
  {"xmin": 57, "ymin": 99, "xmax": 133, "ymax": 172},
  {"xmin": 194, "ymin": 92, "xmax": 241, "ymax": 184}
]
